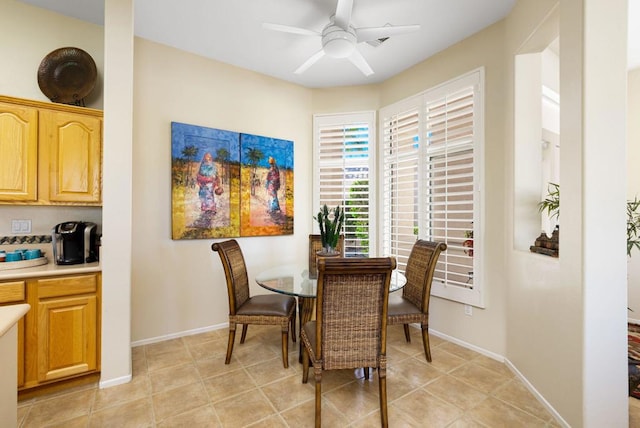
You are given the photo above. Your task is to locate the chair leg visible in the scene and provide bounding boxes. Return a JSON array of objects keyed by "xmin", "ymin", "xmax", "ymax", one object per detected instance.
[
  {"xmin": 291, "ymin": 307, "xmax": 297, "ymax": 343},
  {"xmin": 225, "ymin": 324, "xmax": 236, "ymax": 364},
  {"xmin": 281, "ymin": 329, "xmax": 289, "ymax": 369},
  {"xmin": 240, "ymin": 324, "xmax": 249, "ymax": 343},
  {"xmin": 378, "ymin": 374, "xmax": 388, "ymax": 428},
  {"xmin": 421, "ymin": 323, "xmax": 432, "ymax": 362},
  {"xmin": 302, "ymin": 347, "xmax": 310, "ymax": 383},
  {"xmin": 364, "ymin": 367, "xmax": 369, "ymax": 380},
  {"xmin": 403, "ymin": 324, "xmax": 412, "ymax": 342},
  {"xmin": 314, "ymin": 372, "xmax": 322, "ymax": 428}
]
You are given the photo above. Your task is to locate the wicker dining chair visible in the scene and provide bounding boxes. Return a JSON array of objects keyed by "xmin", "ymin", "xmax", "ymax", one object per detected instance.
[
  {"xmin": 308, "ymin": 234, "xmax": 345, "ymax": 278},
  {"xmin": 212, "ymin": 239, "xmax": 296, "ymax": 368},
  {"xmin": 301, "ymin": 257, "xmax": 396, "ymax": 428},
  {"xmin": 388, "ymin": 239, "xmax": 447, "ymax": 362}
]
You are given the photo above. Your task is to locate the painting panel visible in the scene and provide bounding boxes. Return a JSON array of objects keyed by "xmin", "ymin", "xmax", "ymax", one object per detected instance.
[
  {"xmin": 171, "ymin": 122, "xmax": 241, "ymax": 239},
  {"xmin": 239, "ymin": 133, "xmax": 294, "ymax": 236}
]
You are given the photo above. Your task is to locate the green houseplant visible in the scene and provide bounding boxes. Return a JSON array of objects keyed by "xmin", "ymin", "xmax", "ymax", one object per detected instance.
[
  {"xmin": 536, "ymin": 183, "xmax": 640, "ymax": 257},
  {"xmin": 315, "ymin": 204, "xmax": 344, "ymax": 254},
  {"xmin": 538, "ymin": 182, "xmax": 560, "ymax": 220},
  {"xmin": 628, "ymin": 197, "xmax": 640, "ymax": 256}
]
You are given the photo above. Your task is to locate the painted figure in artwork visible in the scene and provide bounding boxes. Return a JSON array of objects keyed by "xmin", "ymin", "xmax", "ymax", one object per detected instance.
[
  {"xmin": 265, "ymin": 156, "xmax": 281, "ymax": 213},
  {"xmin": 197, "ymin": 152, "xmax": 221, "ymax": 216}
]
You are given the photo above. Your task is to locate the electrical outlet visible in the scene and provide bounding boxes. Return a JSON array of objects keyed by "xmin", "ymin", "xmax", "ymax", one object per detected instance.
[
  {"xmin": 11, "ymin": 219, "xmax": 31, "ymax": 234},
  {"xmin": 464, "ymin": 305, "xmax": 473, "ymax": 316}
]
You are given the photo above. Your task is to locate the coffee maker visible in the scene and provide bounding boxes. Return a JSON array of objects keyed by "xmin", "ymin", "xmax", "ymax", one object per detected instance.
[{"xmin": 52, "ymin": 221, "xmax": 98, "ymax": 265}]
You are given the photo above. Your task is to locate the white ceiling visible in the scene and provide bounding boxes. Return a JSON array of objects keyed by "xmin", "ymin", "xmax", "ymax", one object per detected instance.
[{"xmin": 18, "ymin": 0, "xmax": 640, "ymax": 88}]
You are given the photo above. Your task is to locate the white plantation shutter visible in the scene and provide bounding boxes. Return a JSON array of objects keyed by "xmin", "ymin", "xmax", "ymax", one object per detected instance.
[
  {"xmin": 313, "ymin": 112, "xmax": 375, "ymax": 257},
  {"xmin": 380, "ymin": 69, "xmax": 483, "ymax": 307},
  {"xmin": 381, "ymin": 101, "xmax": 421, "ymax": 272}
]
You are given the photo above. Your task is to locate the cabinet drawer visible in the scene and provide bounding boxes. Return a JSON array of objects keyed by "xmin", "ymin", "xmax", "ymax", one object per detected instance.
[
  {"xmin": 0, "ymin": 281, "xmax": 26, "ymax": 303},
  {"xmin": 37, "ymin": 274, "xmax": 97, "ymax": 298}
]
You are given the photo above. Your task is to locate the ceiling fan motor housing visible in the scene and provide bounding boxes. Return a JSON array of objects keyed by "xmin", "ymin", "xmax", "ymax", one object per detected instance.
[{"xmin": 322, "ymin": 24, "xmax": 356, "ymax": 58}]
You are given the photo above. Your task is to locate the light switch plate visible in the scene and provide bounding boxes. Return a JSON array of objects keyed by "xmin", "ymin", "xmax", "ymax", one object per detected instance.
[{"xmin": 11, "ymin": 219, "xmax": 31, "ymax": 234}]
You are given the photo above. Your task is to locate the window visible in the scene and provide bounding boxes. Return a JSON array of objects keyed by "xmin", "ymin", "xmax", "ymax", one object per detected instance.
[
  {"xmin": 380, "ymin": 69, "xmax": 484, "ymax": 307},
  {"xmin": 313, "ymin": 112, "xmax": 376, "ymax": 257}
]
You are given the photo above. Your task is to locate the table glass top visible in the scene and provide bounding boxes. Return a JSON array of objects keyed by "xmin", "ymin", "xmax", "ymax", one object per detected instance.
[{"xmin": 255, "ymin": 263, "xmax": 406, "ymax": 298}]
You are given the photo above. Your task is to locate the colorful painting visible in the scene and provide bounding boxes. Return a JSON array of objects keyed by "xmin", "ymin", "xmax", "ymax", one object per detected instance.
[
  {"xmin": 240, "ymin": 133, "xmax": 294, "ymax": 236},
  {"xmin": 171, "ymin": 122, "xmax": 293, "ymax": 240}
]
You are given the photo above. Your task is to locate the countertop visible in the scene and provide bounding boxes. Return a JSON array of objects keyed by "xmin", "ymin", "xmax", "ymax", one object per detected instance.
[
  {"xmin": 0, "ymin": 244, "xmax": 100, "ymax": 281},
  {"xmin": 0, "ymin": 304, "xmax": 30, "ymax": 337}
]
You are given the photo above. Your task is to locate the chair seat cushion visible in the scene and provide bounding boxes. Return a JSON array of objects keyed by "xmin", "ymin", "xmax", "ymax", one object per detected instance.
[
  {"xmin": 387, "ymin": 294, "xmax": 422, "ymax": 317},
  {"xmin": 237, "ymin": 294, "xmax": 295, "ymax": 317}
]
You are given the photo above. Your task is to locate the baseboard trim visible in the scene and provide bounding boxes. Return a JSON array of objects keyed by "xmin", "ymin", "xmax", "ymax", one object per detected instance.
[
  {"xmin": 425, "ymin": 325, "xmax": 566, "ymax": 427},
  {"xmin": 130, "ymin": 322, "xmax": 228, "ymax": 347},
  {"xmin": 99, "ymin": 373, "xmax": 132, "ymax": 389},
  {"xmin": 503, "ymin": 358, "xmax": 570, "ymax": 427}
]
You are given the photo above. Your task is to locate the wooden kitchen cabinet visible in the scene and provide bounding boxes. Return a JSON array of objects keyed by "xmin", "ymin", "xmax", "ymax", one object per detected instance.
[
  {"xmin": 0, "ymin": 95, "xmax": 102, "ymax": 206},
  {"xmin": 0, "ymin": 101, "xmax": 38, "ymax": 202},
  {"xmin": 0, "ymin": 280, "xmax": 27, "ymax": 387},
  {"xmin": 36, "ymin": 274, "xmax": 99, "ymax": 382},
  {"xmin": 0, "ymin": 272, "xmax": 101, "ymax": 392}
]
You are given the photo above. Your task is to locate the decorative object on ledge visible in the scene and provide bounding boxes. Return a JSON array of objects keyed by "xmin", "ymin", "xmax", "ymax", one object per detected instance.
[
  {"xmin": 37, "ymin": 47, "xmax": 97, "ymax": 106},
  {"xmin": 530, "ymin": 226, "xmax": 559, "ymax": 257}
]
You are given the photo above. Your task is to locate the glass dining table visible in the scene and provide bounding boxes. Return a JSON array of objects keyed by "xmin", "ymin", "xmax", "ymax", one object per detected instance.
[{"xmin": 255, "ymin": 263, "xmax": 407, "ymax": 361}]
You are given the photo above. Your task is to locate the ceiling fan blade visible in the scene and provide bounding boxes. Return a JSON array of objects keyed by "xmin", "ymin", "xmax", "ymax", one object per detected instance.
[
  {"xmin": 294, "ymin": 49, "xmax": 326, "ymax": 74},
  {"xmin": 262, "ymin": 23, "xmax": 320, "ymax": 37},
  {"xmin": 334, "ymin": 0, "xmax": 354, "ymax": 30},
  {"xmin": 348, "ymin": 49, "xmax": 374, "ymax": 76},
  {"xmin": 355, "ymin": 24, "xmax": 420, "ymax": 43}
]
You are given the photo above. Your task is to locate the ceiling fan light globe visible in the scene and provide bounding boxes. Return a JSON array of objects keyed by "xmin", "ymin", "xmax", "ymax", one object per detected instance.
[
  {"xmin": 324, "ymin": 38, "xmax": 355, "ymax": 58},
  {"xmin": 322, "ymin": 26, "xmax": 356, "ymax": 58}
]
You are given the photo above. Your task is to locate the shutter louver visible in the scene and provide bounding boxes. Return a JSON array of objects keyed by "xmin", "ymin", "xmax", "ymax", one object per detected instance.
[{"xmin": 425, "ymin": 86, "xmax": 475, "ymax": 290}]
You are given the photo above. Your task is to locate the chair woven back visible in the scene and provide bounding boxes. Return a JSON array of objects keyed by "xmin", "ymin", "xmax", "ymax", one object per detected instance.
[
  {"xmin": 308, "ymin": 234, "xmax": 344, "ymax": 277},
  {"xmin": 402, "ymin": 240, "xmax": 447, "ymax": 311},
  {"xmin": 315, "ymin": 257, "xmax": 396, "ymax": 370},
  {"xmin": 211, "ymin": 239, "xmax": 250, "ymax": 315}
]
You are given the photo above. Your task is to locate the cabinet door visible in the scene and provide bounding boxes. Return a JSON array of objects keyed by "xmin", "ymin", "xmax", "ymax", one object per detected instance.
[
  {"xmin": 0, "ymin": 280, "xmax": 27, "ymax": 386},
  {"xmin": 0, "ymin": 102, "xmax": 38, "ymax": 201},
  {"xmin": 40, "ymin": 110, "xmax": 102, "ymax": 203},
  {"xmin": 37, "ymin": 294, "xmax": 97, "ymax": 382}
]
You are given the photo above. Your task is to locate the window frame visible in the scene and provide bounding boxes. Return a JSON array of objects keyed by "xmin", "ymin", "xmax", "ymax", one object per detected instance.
[
  {"xmin": 378, "ymin": 68, "xmax": 485, "ymax": 307},
  {"xmin": 312, "ymin": 111, "xmax": 377, "ymax": 257}
]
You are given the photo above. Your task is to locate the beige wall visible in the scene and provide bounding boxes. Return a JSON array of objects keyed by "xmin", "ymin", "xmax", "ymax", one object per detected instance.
[{"xmin": 131, "ymin": 39, "xmax": 316, "ymax": 341}]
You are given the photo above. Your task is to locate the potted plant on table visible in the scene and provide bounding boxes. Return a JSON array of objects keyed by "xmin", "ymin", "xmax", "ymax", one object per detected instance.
[{"xmin": 315, "ymin": 204, "xmax": 344, "ymax": 255}]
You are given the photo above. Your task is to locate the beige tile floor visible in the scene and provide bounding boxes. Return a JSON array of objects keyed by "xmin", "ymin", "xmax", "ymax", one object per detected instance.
[{"xmin": 17, "ymin": 325, "xmax": 564, "ymax": 427}]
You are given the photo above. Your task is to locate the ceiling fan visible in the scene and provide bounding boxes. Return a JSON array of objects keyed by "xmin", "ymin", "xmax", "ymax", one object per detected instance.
[{"xmin": 263, "ymin": 0, "xmax": 420, "ymax": 76}]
